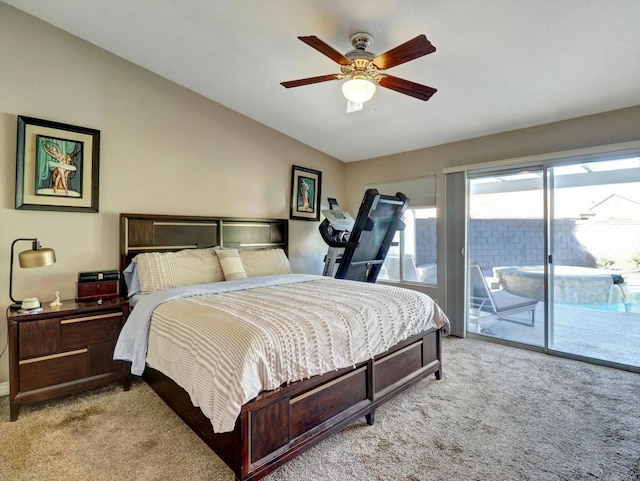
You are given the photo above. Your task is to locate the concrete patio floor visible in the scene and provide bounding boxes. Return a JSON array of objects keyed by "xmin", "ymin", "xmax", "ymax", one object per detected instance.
[{"xmin": 473, "ymin": 302, "xmax": 640, "ymax": 369}]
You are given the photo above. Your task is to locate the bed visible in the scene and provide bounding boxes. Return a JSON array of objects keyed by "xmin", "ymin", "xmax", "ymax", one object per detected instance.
[{"xmin": 116, "ymin": 213, "xmax": 449, "ymax": 481}]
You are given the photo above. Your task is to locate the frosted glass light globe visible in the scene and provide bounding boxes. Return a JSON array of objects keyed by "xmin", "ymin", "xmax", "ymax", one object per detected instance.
[{"xmin": 341, "ymin": 78, "xmax": 376, "ymax": 103}]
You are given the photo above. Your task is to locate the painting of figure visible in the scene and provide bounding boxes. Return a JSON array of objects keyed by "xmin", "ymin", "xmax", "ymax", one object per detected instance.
[
  {"xmin": 297, "ymin": 176, "xmax": 315, "ymax": 212},
  {"xmin": 36, "ymin": 135, "xmax": 83, "ymax": 198}
]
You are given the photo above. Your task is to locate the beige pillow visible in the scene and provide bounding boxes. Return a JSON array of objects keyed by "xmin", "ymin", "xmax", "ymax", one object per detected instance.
[
  {"xmin": 239, "ymin": 248, "xmax": 292, "ymax": 277},
  {"xmin": 134, "ymin": 248, "xmax": 224, "ymax": 294},
  {"xmin": 215, "ymin": 248, "xmax": 247, "ymax": 281}
]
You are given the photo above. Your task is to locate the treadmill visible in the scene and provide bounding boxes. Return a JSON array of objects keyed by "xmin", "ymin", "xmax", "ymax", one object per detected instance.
[{"xmin": 319, "ymin": 188, "xmax": 408, "ymax": 283}]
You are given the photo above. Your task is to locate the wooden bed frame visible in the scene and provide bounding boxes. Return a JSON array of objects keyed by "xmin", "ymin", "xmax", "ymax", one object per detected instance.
[{"xmin": 120, "ymin": 213, "xmax": 443, "ymax": 481}]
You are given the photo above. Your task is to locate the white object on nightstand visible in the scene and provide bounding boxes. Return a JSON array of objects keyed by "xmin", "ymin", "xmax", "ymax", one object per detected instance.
[
  {"xmin": 50, "ymin": 291, "xmax": 62, "ymax": 308},
  {"xmin": 20, "ymin": 297, "xmax": 41, "ymax": 310}
]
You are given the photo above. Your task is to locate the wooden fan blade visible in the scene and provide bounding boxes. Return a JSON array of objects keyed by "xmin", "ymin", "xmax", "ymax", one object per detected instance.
[
  {"xmin": 378, "ymin": 75, "xmax": 437, "ymax": 101},
  {"xmin": 298, "ymin": 36, "xmax": 351, "ymax": 66},
  {"xmin": 372, "ymin": 34, "xmax": 436, "ymax": 70},
  {"xmin": 281, "ymin": 73, "xmax": 342, "ymax": 88}
]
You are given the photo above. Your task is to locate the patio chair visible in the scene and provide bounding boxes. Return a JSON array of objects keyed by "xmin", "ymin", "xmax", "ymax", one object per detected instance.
[{"xmin": 469, "ymin": 264, "xmax": 538, "ymax": 333}]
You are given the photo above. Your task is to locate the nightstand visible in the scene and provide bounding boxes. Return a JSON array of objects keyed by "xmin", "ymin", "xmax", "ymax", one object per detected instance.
[{"xmin": 7, "ymin": 297, "xmax": 130, "ymax": 421}]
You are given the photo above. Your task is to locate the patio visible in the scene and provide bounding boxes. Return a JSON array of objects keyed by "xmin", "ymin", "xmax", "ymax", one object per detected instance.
[{"xmin": 475, "ymin": 301, "xmax": 640, "ymax": 368}]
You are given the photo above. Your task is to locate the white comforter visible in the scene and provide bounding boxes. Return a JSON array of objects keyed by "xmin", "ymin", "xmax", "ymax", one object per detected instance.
[{"xmin": 115, "ymin": 274, "xmax": 449, "ymax": 433}]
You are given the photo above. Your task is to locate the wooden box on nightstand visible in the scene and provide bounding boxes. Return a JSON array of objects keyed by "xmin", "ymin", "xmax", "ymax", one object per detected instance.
[
  {"xmin": 76, "ymin": 280, "xmax": 119, "ymax": 302},
  {"xmin": 7, "ymin": 297, "xmax": 130, "ymax": 421}
]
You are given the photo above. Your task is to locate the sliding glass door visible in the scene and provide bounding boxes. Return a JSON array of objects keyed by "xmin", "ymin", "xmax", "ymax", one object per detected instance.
[
  {"xmin": 467, "ymin": 168, "xmax": 545, "ymax": 347},
  {"xmin": 466, "ymin": 154, "xmax": 640, "ymax": 370},
  {"xmin": 549, "ymin": 158, "xmax": 640, "ymax": 367}
]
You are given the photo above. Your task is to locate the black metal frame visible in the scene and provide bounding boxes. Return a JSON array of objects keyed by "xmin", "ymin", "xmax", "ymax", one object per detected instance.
[{"xmin": 333, "ymin": 189, "xmax": 409, "ymax": 283}]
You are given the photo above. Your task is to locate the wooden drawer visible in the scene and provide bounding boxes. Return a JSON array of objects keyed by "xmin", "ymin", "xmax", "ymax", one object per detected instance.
[
  {"xmin": 19, "ymin": 318, "xmax": 61, "ymax": 359},
  {"xmin": 423, "ymin": 329, "xmax": 438, "ymax": 365},
  {"xmin": 19, "ymin": 349, "xmax": 88, "ymax": 392},
  {"xmin": 375, "ymin": 341, "xmax": 423, "ymax": 394},
  {"xmin": 61, "ymin": 311, "xmax": 123, "ymax": 350},
  {"xmin": 289, "ymin": 366, "xmax": 367, "ymax": 438},
  {"xmin": 88, "ymin": 340, "xmax": 121, "ymax": 376},
  {"xmin": 250, "ymin": 399, "xmax": 290, "ymax": 463},
  {"xmin": 246, "ymin": 366, "xmax": 369, "ymax": 467}
]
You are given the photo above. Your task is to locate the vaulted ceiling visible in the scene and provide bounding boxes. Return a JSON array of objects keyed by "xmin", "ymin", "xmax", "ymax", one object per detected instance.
[{"xmin": 6, "ymin": 0, "xmax": 640, "ymax": 162}]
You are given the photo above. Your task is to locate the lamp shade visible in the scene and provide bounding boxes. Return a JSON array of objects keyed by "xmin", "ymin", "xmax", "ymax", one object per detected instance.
[
  {"xmin": 18, "ymin": 246, "xmax": 56, "ymax": 268},
  {"xmin": 342, "ymin": 78, "xmax": 376, "ymax": 103}
]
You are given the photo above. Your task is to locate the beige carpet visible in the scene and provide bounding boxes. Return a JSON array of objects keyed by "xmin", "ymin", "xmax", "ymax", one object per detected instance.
[{"xmin": 1, "ymin": 337, "xmax": 638, "ymax": 481}]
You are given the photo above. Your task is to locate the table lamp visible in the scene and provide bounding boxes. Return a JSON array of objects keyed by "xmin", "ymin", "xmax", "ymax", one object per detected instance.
[{"xmin": 9, "ymin": 238, "xmax": 56, "ymax": 310}]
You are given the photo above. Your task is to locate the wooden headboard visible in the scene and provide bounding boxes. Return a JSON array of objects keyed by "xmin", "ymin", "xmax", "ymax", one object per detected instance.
[{"xmin": 119, "ymin": 213, "xmax": 288, "ymax": 295}]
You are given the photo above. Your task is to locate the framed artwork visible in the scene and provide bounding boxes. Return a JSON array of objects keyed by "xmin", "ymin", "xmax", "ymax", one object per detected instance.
[
  {"xmin": 290, "ymin": 165, "xmax": 322, "ymax": 221},
  {"xmin": 15, "ymin": 115, "xmax": 100, "ymax": 213}
]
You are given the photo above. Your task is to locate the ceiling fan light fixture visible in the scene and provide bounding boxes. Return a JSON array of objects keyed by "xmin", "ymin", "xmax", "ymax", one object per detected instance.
[{"xmin": 341, "ymin": 78, "xmax": 376, "ymax": 103}]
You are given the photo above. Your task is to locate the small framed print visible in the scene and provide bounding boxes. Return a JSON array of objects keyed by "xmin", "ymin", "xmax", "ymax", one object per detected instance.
[
  {"xmin": 290, "ymin": 165, "xmax": 321, "ymax": 221},
  {"xmin": 15, "ymin": 115, "xmax": 100, "ymax": 213}
]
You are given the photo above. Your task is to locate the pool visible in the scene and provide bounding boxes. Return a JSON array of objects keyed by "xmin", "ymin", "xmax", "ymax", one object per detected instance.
[
  {"xmin": 495, "ymin": 265, "xmax": 630, "ymax": 306},
  {"xmin": 559, "ymin": 302, "xmax": 640, "ymax": 313}
]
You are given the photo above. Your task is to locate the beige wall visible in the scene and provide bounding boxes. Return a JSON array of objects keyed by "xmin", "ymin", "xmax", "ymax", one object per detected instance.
[
  {"xmin": 0, "ymin": 4, "xmax": 344, "ymax": 384},
  {"xmin": 344, "ymin": 105, "xmax": 640, "ymax": 307}
]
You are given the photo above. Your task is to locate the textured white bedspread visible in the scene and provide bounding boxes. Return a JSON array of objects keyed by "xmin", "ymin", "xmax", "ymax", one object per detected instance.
[{"xmin": 139, "ymin": 275, "xmax": 449, "ymax": 432}]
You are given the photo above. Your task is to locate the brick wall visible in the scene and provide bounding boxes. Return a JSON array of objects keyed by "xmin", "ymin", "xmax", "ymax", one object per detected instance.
[
  {"xmin": 416, "ymin": 218, "xmax": 640, "ymax": 273},
  {"xmin": 415, "ymin": 218, "xmax": 437, "ymax": 266}
]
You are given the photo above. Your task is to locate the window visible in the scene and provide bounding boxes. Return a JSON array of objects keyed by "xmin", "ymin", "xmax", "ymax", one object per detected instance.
[{"xmin": 368, "ymin": 176, "xmax": 437, "ymax": 285}]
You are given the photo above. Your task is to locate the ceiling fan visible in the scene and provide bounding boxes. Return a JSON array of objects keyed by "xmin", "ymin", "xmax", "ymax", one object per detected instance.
[{"xmin": 281, "ymin": 32, "xmax": 437, "ymax": 112}]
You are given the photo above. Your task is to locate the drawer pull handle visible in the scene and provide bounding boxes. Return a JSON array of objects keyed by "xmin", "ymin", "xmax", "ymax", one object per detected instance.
[
  {"xmin": 374, "ymin": 341, "xmax": 422, "ymax": 366},
  {"xmin": 19, "ymin": 348, "xmax": 88, "ymax": 365},
  {"xmin": 60, "ymin": 312, "xmax": 121, "ymax": 324},
  {"xmin": 291, "ymin": 367, "xmax": 366, "ymax": 404}
]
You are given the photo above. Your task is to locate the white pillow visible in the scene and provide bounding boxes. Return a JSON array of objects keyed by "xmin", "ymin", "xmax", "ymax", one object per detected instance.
[
  {"xmin": 239, "ymin": 248, "xmax": 292, "ymax": 277},
  {"xmin": 134, "ymin": 248, "xmax": 224, "ymax": 294},
  {"xmin": 215, "ymin": 248, "xmax": 247, "ymax": 281}
]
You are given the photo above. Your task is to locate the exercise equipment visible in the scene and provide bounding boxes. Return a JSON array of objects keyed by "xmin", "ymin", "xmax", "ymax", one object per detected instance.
[
  {"xmin": 320, "ymin": 198, "xmax": 355, "ymax": 277},
  {"xmin": 319, "ymin": 189, "xmax": 408, "ymax": 283}
]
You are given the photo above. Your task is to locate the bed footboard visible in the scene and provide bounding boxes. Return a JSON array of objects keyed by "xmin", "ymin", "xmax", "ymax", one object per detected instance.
[{"xmin": 143, "ymin": 327, "xmax": 442, "ymax": 481}]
